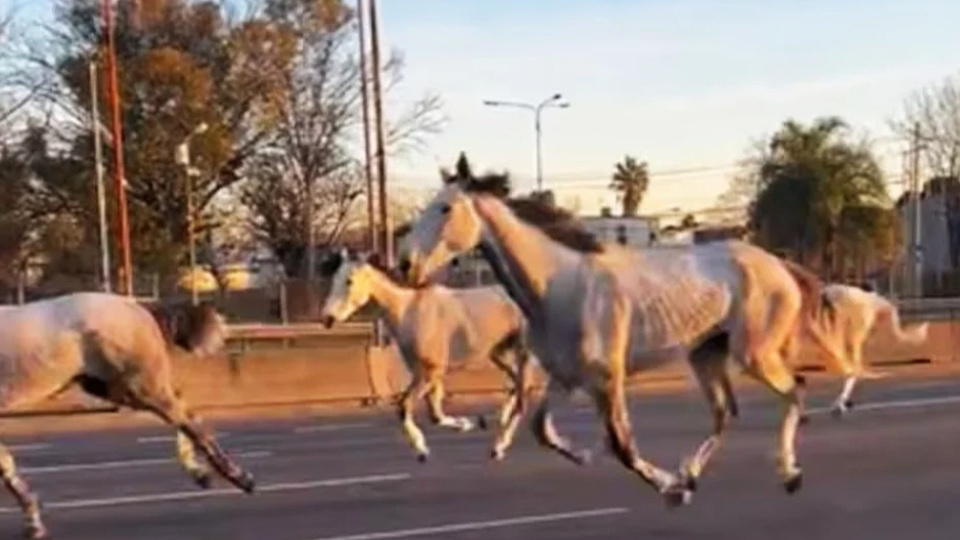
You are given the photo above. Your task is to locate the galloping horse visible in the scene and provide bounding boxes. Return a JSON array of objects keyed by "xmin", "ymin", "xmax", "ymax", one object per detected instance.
[
  {"xmin": 398, "ymin": 154, "xmax": 844, "ymax": 507},
  {"xmin": 319, "ymin": 249, "xmax": 534, "ymax": 462},
  {"xmin": 821, "ymin": 283, "xmax": 928, "ymax": 416},
  {"xmin": 0, "ymin": 292, "xmax": 255, "ymax": 539}
]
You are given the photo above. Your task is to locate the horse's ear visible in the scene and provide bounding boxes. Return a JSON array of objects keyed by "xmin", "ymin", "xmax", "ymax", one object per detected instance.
[
  {"xmin": 319, "ymin": 250, "xmax": 344, "ymax": 277},
  {"xmin": 365, "ymin": 251, "xmax": 383, "ymax": 269},
  {"xmin": 440, "ymin": 167, "xmax": 455, "ymax": 185},
  {"xmin": 455, "ymin": 152, "xmax": 472, "ymax": 180}
]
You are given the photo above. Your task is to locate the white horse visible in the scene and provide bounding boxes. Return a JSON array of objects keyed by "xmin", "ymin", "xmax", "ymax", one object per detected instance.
[
  {"xmin": 319, "ymin": 249, "xmax": 534, "ymax": 462},
  {"xmin": 398, "ymin": 154, "xmax": 845, "ymax": 507},
  {"xmin": 820, "ymin": 283, "xmax": 928, "ymax": 416},
  {"xmin": 0, "ymin": 292, "xmax": 256, "ymax": 539}
]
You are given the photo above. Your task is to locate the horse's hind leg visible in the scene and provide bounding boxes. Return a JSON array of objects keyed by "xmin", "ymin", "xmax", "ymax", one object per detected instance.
[
  {"xmin": 679, "ymin": 334, "xmax": 735, "ymax": 491},
  {"xmin": 0, "ymin": 441, "xmax": 45, "ymax": 538},
  {"xmin": 746, "ymin": 356, "xmax": 805, "ymax": 494}
]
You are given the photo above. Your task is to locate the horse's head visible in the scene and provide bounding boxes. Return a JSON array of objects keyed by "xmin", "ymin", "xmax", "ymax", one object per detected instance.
[
  {"xmin": 319, "ymin": 248, "xmax": 381, "ymax": 328},
  {"xmin": 399, "ymin": 153, "xmax": 507, "ymax": 286}
]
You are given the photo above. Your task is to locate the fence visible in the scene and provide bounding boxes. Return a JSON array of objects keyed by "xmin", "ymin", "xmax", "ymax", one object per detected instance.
[{"xmin": 4, "ymin": 302, "xmax": 959, "ymax": 422}]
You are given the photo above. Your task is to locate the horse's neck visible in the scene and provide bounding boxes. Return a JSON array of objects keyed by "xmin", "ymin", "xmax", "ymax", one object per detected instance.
[
  {"xmin": 365, "ymin": 268, "xmax": 415, "ymax": 327},
  {"xmin": 474, "ymin": 196, "xmax": 581, "ymax": 320}
]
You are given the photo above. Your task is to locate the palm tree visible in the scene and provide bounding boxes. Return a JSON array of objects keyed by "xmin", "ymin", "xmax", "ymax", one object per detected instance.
[
  {"xmin": 749, "ymin": 116, "xmax": 892, "ymax": 278},
  {"xmin": 609, "ymin": 155, "xmax": 649, "ymax": 217}
]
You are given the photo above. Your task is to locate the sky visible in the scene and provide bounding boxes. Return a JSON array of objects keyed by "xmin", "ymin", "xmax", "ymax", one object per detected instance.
[{"xmin": 9, "ymin": 0, "xmax": 960, "ymax": 216}]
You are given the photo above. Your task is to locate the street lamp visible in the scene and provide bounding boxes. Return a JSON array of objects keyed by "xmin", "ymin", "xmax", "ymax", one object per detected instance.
[
  {"xmin": 483, "ymin": 93, "xmax": 569, "ymax": 193},
  {"xmin": 175, "ymin": 122, "xmax": 209, "ymax": 305}
]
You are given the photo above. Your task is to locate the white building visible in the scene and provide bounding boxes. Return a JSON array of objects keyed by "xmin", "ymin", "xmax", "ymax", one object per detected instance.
[{"xmin": 579, "ymin": 215, "xmax": 659, "ymax": 247}]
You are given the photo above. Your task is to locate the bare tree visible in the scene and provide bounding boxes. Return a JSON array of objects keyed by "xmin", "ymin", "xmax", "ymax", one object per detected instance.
[
  {"xmin": 241, "ymin": 0, "xmax": 445, "ymax": 278},
  {"xmin": 892, "ymin": 71, "xmax": 960, "ymax": 179}
]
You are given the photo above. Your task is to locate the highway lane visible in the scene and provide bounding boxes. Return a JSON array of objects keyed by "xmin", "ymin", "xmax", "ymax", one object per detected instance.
[{"xmin": 1, "ymin": 376, "xmax": 959, "ymax": 539}]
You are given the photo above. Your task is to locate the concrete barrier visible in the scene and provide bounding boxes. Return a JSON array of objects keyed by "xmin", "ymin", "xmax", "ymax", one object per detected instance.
[{"xmin": 3, "ymin": 315, "xmax": 957, "ymax": 419}]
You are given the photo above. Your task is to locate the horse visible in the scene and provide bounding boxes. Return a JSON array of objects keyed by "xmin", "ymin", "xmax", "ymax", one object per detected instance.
[
  {"xmin": 318, "ymin": 249, "xmax": 534, "ymax": 462},
  {"xmin": 0, "ymin": 292, "xmax": 256, "ymax": 539},
  {"xmin": 397, "ymin": 153, "xmax": 846, "ymax": 507},
  {"xmin": 820, "ymin": 283, "xmax": 928, "ymax": 416}
]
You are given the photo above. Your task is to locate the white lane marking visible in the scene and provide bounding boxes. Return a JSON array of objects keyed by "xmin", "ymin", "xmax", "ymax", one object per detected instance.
[
  {"xmin": 808, "ymin": 394, "xmax": 960, "ymax": 416},
  {"xmin": 137, "ymin": 434, "xmax": 229, "ymax": 444},
  {"xmin": 21, "ymin": 451, "xmax": 272, "ymax": 475},
  {"xmin": 0, "ymin": 472, "xmax": 411, "ymax": 513},
  {"xmin": 9, "ymin": 444, "xmax": 53, "ymax": 452},
  {"xmin": 293, "ymin": 423, "xmax": 373, "ymax": 434},
  {"xmin": 310, "ymin": 507, "xmax": 630, "ymax": 540}
]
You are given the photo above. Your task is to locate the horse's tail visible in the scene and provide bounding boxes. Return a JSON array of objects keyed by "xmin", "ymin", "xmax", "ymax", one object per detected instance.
[
  {"xmin": 874, "ymin": 297, "xmax": 929, "ymax": 345},
  {"xmin": 781, "ymin": 259, "xmax": 846, "ymax": 368},
  {"xmin": 145, "ymin": 300, "xmax": 227, "ymax": 356}
]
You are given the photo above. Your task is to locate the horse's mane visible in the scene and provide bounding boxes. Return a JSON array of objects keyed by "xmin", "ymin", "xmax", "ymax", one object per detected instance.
[
  {"xmin": 319, "ymin": 249, "xmax": 422, "ymax": 288},
  {"xmin": 145, "ymin": 299, "xmax": 224, "ymax": 354},
  {"xmin": 446, "ymin": 152, "xmax": 603, "ymax": 253}
]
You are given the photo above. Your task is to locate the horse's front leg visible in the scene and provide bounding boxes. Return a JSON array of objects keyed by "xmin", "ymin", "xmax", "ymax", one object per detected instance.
[
  {"xmin": 832, "ymin": 341, "xmax": 862, "ymax": 418},
  {"xmin": 397, "ymin": 374, "xmax": 432, "ymax": 462},
  {"xmin": 488, "ymin": 336, "xmax": 533, "ymax": 461},
  {"xmin": 424, "ymin": 371, "xmax": 477, "ymax": 432},
  {"xmin": 678, "ymin": 334, "xmax": 736, "ymax": 491},
  {"xmin": 0, "ymin": 441, "xmax": 46, "ymax": 538},
  {"xmin": 529, "ymin": 378, "xmax": 592, "ymax": 465}
]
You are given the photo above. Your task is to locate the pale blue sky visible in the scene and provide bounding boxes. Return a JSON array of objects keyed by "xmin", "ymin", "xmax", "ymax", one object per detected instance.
[{"xmin": 10, "ymin": 0, "xmax": 960, "ymax": 215}]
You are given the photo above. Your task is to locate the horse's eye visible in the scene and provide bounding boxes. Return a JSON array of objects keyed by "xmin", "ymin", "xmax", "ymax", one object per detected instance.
[
  {"xmin": 440, "ymin": 204, "xmax": 451, "ymax": 215},
  {"xmin": 346, "ymin": 279, "xmax": 353, "ymax": 287}
]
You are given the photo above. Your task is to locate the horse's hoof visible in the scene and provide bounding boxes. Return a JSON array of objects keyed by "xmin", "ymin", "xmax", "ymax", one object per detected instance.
[
  {"xmin": 574, "ymin": 449, "xmax": 593, "ymax": 466},
  {"xmin": 844, "ymin": 399, "xmax": 855, "ymax": 411},
  {"xmin": 476, "ymin": 415, "xmax": 489, "ymax": 431},
  {"xmin": 663, "ymin": 487, "xmax": 693, "ymax": 508},
  {"xmin": 236, "ymin": 471, "xmax": 256, "ymax": 494},
  {"xmin": 416, "ymin": 452, "xmax": 429, "ymax": 464},
  {"xmin": 193, "ymin": 472, "xmax": 213, "ymax": 490},
  {"xmin": 24, "ymin": 522, "xmax": 47, "ymax": 540},
  {"xmin": 681, "ymin": 473, "xmax": 698, "ymax": 492},
  {"xmin": 490, "ymin": 448, "xmax": 506, "ymax": 462},
  {"xmin": 783, "ymin": 471, "xmax": 804, "ymax": 495},
  {"xmin": 830, "ymin": 406, "xmax": 846, "ymax": 419}
]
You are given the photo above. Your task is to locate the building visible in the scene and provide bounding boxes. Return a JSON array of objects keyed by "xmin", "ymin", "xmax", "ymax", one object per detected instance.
[{"xmin": 580, "ymin": 215, "xmax": 659, "ymax": 247}]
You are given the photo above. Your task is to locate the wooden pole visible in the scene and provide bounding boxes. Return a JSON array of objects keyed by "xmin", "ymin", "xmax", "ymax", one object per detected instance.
[
  {"xmin": 357, "ymin": 0, "xmax": 378, "ymax": 254},
  {"xmin": 368, "ymin": 0, "xmax": 391, "ymax": 266},
  {"xmin": 101, "ymin": 0, "xmax": 133, "ymax": 295}
]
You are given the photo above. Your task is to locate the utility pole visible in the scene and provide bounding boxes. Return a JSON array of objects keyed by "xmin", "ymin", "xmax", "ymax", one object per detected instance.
[
  {"xmin": 89, "ymin": 57, "xmax": 111, "ymax": 293},
  {"xmin": 357, "ymin": 0, "xmax": 378, "ymax": 254},
  {"xmin": 101, "ymin": 0, "xmax": 133, "ymax": 296},
  {"xmin": 368, "ymin": 0, "xmax": 391, "ymax": 265},
  {"xmin": 910, "ymin": 122, "xmax": 924, "ymax": 298}
]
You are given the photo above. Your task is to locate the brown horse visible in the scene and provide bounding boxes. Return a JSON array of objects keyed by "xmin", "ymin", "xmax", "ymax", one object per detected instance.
[{"xmin": 0, "ymin": 292, "xmax": 255, "ymax": 539}]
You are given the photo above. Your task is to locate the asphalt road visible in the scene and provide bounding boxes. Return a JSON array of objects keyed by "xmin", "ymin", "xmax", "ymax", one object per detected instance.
[{"xmin": 2, "ymin": 375, "xmax": 960, "ymax": 540}]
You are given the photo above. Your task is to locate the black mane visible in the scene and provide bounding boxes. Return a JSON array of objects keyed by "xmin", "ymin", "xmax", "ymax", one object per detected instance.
[{"xmin": 445, "ymin": 152, "xmax": 603, "ymax": 253}]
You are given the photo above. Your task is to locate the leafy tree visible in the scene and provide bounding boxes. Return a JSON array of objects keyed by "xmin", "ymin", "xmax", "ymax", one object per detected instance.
[
  {"xmin": 609, "ymin": 155, "xmax": 649, "ymax": 217},
  {"xmin": 22, "ymin": 0, "xmax": 300, "ymax": 280},
  {"xmin": 746, "ymin": 116, "xmax": 893, "ymax": 278}
]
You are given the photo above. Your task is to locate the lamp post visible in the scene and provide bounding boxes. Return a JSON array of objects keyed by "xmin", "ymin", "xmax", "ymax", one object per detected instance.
[
  {"xmin": 175, "ymin": 122, "xmax": 209, "ymax": 305},
  {"xmin": 483, "ymin": 93, "xmax": 569, "ymax": 193}
]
